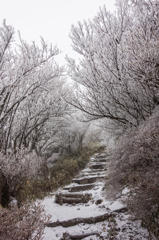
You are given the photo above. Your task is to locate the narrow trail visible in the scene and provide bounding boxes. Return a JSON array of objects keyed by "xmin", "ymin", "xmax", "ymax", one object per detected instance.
[{"xmin": 42, "ymin": 152, "xmax": 149, "ymax": 240}]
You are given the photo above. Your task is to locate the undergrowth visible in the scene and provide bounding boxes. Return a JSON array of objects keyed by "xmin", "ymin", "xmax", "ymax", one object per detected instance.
[
  {"xmin": 0, "ymin": 202, "xmax": 50, "ymax": 240},
  {"xmin": 17, "ymin": 143, "xmax": 103, "ymax": 203},
  {"xmin": 0, "ymin": 143, "xmax": 103, "ymax": 240},
  {"xmin": 50, "ymin": 144, "xmax": 104, "ymax": 188},
  {"xmin": 106, "ymin": 107, "xmax": 159, "ymax": 238}
]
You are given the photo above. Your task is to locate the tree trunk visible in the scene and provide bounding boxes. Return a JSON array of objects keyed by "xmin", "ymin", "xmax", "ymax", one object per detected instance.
[{"xmin": 0, "ymin": 167, "xmax": 2, "ymax": 204}]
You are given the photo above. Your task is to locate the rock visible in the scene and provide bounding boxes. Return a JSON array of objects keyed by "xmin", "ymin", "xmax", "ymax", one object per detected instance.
[
  {"xmin": 85, "ymin": 204, "xmax": 90, "ymax": 206},
  {"xmin": 95, "ymin": 199, "xmax": 103, "ymax": 205}
]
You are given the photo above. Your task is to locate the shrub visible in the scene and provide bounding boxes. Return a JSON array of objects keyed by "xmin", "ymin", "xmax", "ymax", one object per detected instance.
[
  {"xmin": 0, "ymin": 149, "xmax": 43, "ymax": 206},
  {"xmin": 1, "ymin": 143, "xmax": 101, "ymax": 204},
  {"xmin": 107, "ymin": 107, "xmax": 159, "ymax": 238},
  {"xmin": 16, "ymin": 179, "xmax": 51, "ymax": 203},
  {"xmin": 0, "ymin": 202, "xmax": 50, "ymax": 240}
]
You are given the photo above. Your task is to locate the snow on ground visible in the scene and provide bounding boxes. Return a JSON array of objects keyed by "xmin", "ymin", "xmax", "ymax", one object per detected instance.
[
  {"xmin": 108, "ymin": 200, "xmax": 125, "ymax": 212},
  {"xmin": 41, "ymin": 179, "xmax": 111, "ymax": 223},
  {"xmin": 42, "ymin": 195, "xmax": 109, "ymax": 223},
  {"xmin": 40, "ymin": 154, "xmax": 149, "ymax": 240},
  {"xmin": 41, "ymin": 187, "xmax": 149, "ymax": 240},
  {"xmin": 42, "ymin": 210, "xmax": 149, "ymax": 240}
]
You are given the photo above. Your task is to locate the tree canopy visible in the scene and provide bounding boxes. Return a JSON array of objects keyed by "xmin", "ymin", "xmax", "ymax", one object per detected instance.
[{"xmin": 66, "ymin": 0, "xmax": 159, "ymax": 131}]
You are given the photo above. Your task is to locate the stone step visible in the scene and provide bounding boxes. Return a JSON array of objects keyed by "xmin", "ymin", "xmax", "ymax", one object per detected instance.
[
  {"xmin": 95, "ymin": 158, "xmax": 107, "ymax": 162},
  {"xmin": 55, "ymin": 193, "xmax": 92, "ymax": 205},
  {"xmin": 80, "ymin": 170, "xmax": 106, "ymax": 176},
  {"xmin": 61, "ymin": 193, "xmax": 84, "ymax": 198},
  {"xmin": 80, "ymin": 172, "xmax": 105, "ymax": 175},
  {"xmin": 63, "ymin": 197, "xmax": 82, "ymax": 203},
  {"xmin": 62, "ymin": 231, "xmax": 100, "ymax": 239},
  {"xmin": 46, "ymin": 206, "xmax": 128, "ymax": 228},
  {"xmin": 96, "ymin": 153, "xmax": 107, "ymax": 158},
  {"xmin": 72, "ymin": 176, "xmax": 97, "ymax": 184},
  {"xmin": 77, "ymin": 173, "xmax": 105, "ymax": 179},
  {"xmin": 89, "ymin": 163, "xmax": 106, "ymax": 169},
  {"xmin": 82, "ymin": 168, "xmax": 105, "ymax": 172},
  {"xmin": 63, "ymin": 183, "xmax": 94, "ymax": 192},
  {"xmin": 47, "ymin": 212, "xmax": 115, "ymax": 228}
]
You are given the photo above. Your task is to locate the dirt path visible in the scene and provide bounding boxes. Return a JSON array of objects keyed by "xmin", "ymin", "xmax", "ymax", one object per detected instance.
[{"xmin": 42, "ymin": 152, "xmax": 149, "ymax": 240}]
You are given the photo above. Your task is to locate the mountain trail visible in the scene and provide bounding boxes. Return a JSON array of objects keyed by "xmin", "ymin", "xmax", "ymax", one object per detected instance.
[{"xmin": 41, "ymin": 152, "xmax": 149, "ymax": 240}]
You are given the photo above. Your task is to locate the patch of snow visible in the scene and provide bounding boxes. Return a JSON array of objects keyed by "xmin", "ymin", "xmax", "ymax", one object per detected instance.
[
  {"xmin": 122, "ymin": 187, "xmax": 130, "ymax": 195},
  {"xmin": 107, "ymin": 200, "xmax": 125, "ymax": 211}
]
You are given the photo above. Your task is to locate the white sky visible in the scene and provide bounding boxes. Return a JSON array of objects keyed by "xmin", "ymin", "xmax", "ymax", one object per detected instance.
[{"xmin": 0, "ymin": 0, "xmax": 116, "ymax": 64}]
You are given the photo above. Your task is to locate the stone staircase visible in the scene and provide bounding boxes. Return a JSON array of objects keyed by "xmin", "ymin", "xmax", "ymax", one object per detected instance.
[
  {"xmin": 55, "ymin": 153, "xmax": 107, "ymax": 206},
  {"xmin": 44, "ymin": 152, "xmax": 149, "ymax": 240}
]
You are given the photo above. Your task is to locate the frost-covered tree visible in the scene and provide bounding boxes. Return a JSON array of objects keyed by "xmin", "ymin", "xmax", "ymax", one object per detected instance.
[
  {"xmin": 0, "ymin": 20, "xmax": 67, "ymax": 154},
  {"xmin": 12, "ymin": 78, "xmax": 69, "ymax": 155},
  {"xmin": 0, "ymin": 20, "xmax": 69, "ymax": 204},
  {"xmin": 56, "ymin": 117, "xmax": 90, "ymax": 155},
  {"xmin": 66, "ymin": 0, "xmax": 159, "ymax": 131},
  {"xmin": 42, "ymin": 109, "xmax": 102, "ymax": 158}
]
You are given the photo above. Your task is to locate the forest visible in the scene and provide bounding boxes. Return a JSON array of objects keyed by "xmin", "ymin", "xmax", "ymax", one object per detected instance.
[{"xmin": 0, "ymin": 0, "xmax": 159, "ymax": 239}]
